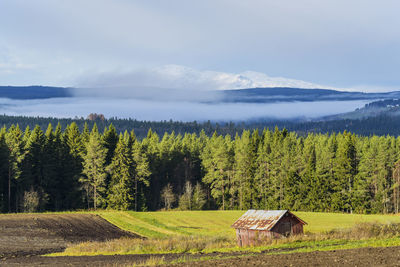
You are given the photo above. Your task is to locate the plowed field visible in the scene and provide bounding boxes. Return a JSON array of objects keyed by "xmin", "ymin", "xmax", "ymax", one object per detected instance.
[
  {"xmin": 2, "ymin": 246, "xmax": 400, "ymax": 266},
  {"xmin": 173, "ymin": 246, "xmax": 400, "ymax": 267},
  {"xmin": 0, "ymin": 213, "xmax": 137, "ymax": 258}
]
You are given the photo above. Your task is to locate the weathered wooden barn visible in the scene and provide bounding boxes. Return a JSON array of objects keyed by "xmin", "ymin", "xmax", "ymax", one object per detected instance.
[{"xmin": 231, "ymin": 210, "xmax": 307, "ymax": 246}]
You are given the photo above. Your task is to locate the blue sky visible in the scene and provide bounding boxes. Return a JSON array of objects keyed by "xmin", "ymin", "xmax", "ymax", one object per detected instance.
[{"xmin": 0, "ymin": 0, "xmax": 399, "ymax": 91}]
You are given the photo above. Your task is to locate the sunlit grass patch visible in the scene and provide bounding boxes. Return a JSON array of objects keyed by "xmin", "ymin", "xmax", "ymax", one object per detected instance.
[
  {"xmin": 295, "ymin": 211, "xmax": 400, "ymax": 233},
  {"xmin": 98, "ymin": 210, "xmax": 400, "ymax": 239},
  {"xmin": 50, "ymin": 221, "xmax": 400, "ymax": 257},
  {"xmin": 51, "ymin": 235, "xmax": 234, "ymax": 256},
  {"xmin": 98, "ymin": 210, "xmax": 242, "ymax": 238},
  {"xmin": 44, "ymin": 210, "xmax": 400, "ymax": 258}
]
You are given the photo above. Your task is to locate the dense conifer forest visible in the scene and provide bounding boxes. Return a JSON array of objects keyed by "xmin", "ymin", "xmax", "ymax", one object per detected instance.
[
  {"xmin": 1, "ymin": 121, "xmax": 400, "ymax": 214},
  {"xmin": 1, "ymin": 113, "xmax": 400, "ymax": 138}
]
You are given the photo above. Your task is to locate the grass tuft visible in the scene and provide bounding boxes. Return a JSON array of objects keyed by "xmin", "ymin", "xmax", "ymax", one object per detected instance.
[{"xmin": 130, "ymin": 256, "xmax": 165, "ymax": 266}]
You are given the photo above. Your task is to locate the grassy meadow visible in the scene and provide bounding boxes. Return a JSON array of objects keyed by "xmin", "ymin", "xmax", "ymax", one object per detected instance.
[
  {"xmin": 47, "ymin": 210, "xmax": 400, "ymax": 257},
  {"xmin": 97, "ymin": 210, "xmax": 400, "ymax": 239}
]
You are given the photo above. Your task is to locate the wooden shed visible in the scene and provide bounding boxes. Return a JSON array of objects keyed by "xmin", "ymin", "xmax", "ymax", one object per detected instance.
[{"xmin": 231, "ymin": 210, "xmax": 307, "ymax": 246}]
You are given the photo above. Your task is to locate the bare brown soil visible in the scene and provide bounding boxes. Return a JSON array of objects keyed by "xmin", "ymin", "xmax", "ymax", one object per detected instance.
[
  {"xmin": 175, "ymin": 246, "xmax": 400, "ymax": 267},
  {"xmin": 0, "ymin": 213, "xmax": 138, "ymax": 258},
  {"xmin": 2, "ymin": 246, "xmax": 400, "ymax": 266}
]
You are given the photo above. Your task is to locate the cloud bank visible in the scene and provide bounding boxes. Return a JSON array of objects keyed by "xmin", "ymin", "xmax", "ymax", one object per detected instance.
[
  {"xmin": 73, "ymin": 65, "xmax": 335, "ymax": 100},
  {"xmin": 0, "ymin": 97, "xmax": 369, "ymax": 122},
  {"xmin": 76, "ymin": 65, "xmax": 329, "ymax": 90}
]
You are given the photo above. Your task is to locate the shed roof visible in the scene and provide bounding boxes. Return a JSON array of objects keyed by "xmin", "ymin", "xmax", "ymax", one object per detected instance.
[{"xmin": 231, "ymin": 210, "xmax": 307, "ymax": 231}]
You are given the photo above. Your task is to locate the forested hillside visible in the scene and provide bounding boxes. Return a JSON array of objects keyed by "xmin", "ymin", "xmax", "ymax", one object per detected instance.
[
  {"xmin": 0, "ymin": 122, "xmax": 400, "ymax": 214},
  {"xmin": 0, "ymin": 86, "xmax": 71, "ymax": 99},
  {"xmin": 2, "ymin": 113, "xmax": 400, "ymax": 138},
  {"xmin": 0, "ymin": 115, "xmax": 229, "ymax": 139}
]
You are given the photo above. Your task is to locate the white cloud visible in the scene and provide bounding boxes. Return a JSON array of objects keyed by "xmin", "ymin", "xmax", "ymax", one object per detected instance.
[{"xmin": 74, "ymin": 64, "xmax": 332, "ymax": 93}]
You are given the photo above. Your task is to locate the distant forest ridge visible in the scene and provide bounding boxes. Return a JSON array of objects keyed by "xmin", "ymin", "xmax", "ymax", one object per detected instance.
[
  {"xmin": 0, "ymin": 113, "xmax": 400, "ymax": 138},
  {"xmin": 1, "ymin": 85, "xmax": 400, "ymax": 103},
  {"xmin": 0, "ymin": 86, "xmax": 72, "ymax": 99},
  {"xmin": 220, "ymin": 87, "xmax": 400, "ymax": 103}
]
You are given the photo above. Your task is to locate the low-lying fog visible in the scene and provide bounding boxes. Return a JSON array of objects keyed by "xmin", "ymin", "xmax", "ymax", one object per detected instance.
[{"xmin": 0, "ymin": 97, "xmax": 369, "ymax": 121}]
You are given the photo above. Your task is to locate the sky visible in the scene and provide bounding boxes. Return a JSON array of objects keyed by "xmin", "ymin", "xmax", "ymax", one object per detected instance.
[{"xmin": 0, "ymin": 0, "xmax": 400, "ymax": 92}]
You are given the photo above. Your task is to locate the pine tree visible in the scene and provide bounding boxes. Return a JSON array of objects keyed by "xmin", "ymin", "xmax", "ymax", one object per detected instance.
[
  {"xmin": 201, "ymin": 133, "xmax": 232, "ymax": 210},
  {"xmin": 132, "ymin": 140, "xmax": 151, "ymax": 211},
  {"xmin": 267, "ymin": 127, "xmax": 287, "ymax": 209},
  {"xmin": 107, "ymin": 133, "xmax": 134, "ymax": 210},
  {"xmin": 332, "ymin": 132, "xmax": 357, "ymax": 213},
  {"xmin": 22, "ymin": 125, "xmax": 47, "ymax": 211},
  {"xmin": 0, "ymin": 127, "xmax": 9, "ymax": 212},
  {"xmin": 63, "ymin": 122, "xmax": 85, "ymax": 209},
  {"xmin": 54, "ymin": 122, "xmax": 80, "ymax": 210},
  {"xmin": 81, "ymin": 124, "xmax": 108, "ymax": 210},
  {"xmin": 313, "ymin": 134, "xmax": 336, "ymax": 211},
  {"xmin": 141, "ymin": 129, "xmax": 160, "ymax": 210},
  {"xmin": 393, "ymin": 160, "xmax": 400, "ymax": 213},
  {"xmin": 81, "ymin": 122, "xmax": 90, "ymax": 148},
  {"xmin": 5, "ymin": 125, "xmax": 25, "ymax": 212},
  {"xmin": 232, "ymin": 130, "xmax": 256, "ymax": 210},
  {"xmin": 254, "ymin": 129, "xmax": 273, "ymax": 209},
  {"xmin": 42, "ymin": 123, "xmax": 60, "ymax": 210},
  {"xmin": 103, "ymin": 124, "xmax": 119, "ymax": 166},
  {"xmin": 299, "ymin": 136, "xmax": 317, "ymax": 210}
]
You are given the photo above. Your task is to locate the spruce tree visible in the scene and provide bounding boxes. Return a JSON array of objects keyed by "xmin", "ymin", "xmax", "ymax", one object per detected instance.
[
  {"xmin": 201, "ymin": 133, "xmax": 232, "ymax": 210},
  {"xmin": 254, "ymin": 129, "xmax": 273, "ymax": 209},
  {"xmin": 5, "ymin": 125, "xmax": 25, "ymax": 212},
  {"xmin": 81, "ymin": 124, "xmax": 108, "ymax": 210},
  {"xmin": 42, "ymin": 123, "xmax": 59, "ymax": 210},
  {"xmin": 107, "ymin": 133, "xmax": 135, "ymax": 210},
  {"xmin": 103, "ymin": 124, "xmax": 118, "ymax": 166},
  {"xmin": 22, "ymin": 125, "xmax": 46, "ymax": 211},
  {"xmin": 132, "ymin": 140, "xmax": 151, "ymax": 211},
  {"xmin": 0, "ymin": 127, "xmax": 9, "ymax": 212}
]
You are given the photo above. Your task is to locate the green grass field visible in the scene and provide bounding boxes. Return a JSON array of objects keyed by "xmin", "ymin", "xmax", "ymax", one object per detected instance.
[
  {"xmin": 47, "ymin": 210, "xmax": 400, "ymax": 257},
  {"xmin": 97, "ymin": 210, "xmax": 400, "ymax": 239}
]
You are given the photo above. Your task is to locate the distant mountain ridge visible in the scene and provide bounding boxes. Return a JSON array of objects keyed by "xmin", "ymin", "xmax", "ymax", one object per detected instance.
[
  {"xmin": 2, "ymin": 85, "xmax": 400, "ymax": 103},
  {"xmin": 323, "ymin": 98, "xmax": 400, "ymax": 121},
  {"xmin": 220, "ymin": 87, "xmax": 400, "ymax": 103},
  {"xmin": 0, "ymin": 86, "xmax": 72, "ymax": 99}
]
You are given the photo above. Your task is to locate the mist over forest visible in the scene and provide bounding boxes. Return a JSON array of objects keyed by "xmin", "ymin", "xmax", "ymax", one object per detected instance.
[{"xmin": 0, "ymin": 96, "xmax": 369, "ymax": 122}]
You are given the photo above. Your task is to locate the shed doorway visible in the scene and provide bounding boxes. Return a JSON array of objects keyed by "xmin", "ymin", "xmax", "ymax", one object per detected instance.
[{"xmin": 280, "ymin": 222, "xmax": 291, "ymax": 237}]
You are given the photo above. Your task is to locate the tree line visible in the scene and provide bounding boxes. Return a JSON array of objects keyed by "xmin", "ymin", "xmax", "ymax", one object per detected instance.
[
  {"xmin": 3, "ymin": 113, "xmax": 400, "ymax": 140},
  {"xmin": 1, "ymin": 122, "xmax": 400, "ymax": 214}
]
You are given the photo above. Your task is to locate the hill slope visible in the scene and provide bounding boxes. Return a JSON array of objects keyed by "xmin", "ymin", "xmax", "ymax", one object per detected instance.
[
  {"xmin": 0, "ymin": 86, "xmax": 72, "ymax": 99},
  {"xmin": 220, "ymin": 87, "xmax": 400, "ymax": 103},
  {"xmin": 1, "ymin": 85, "xmax": 400, "ymax": 103}
]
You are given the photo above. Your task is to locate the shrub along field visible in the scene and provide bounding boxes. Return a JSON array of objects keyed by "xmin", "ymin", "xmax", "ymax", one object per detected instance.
[{"xmin": 49, "ymin": 210, "xmax": 400, "ymax": 257}]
